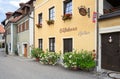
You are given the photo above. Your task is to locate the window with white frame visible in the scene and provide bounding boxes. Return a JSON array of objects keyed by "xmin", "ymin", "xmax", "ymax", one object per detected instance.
[
  {"xmin": 38, "ymin": 13, "xmax": 42, "ymax": 24},
  {"xmin": 49, "ymin": 38, "xmax": 55, "ymax": 52},
  {"xmin": 49, "ymin": 7, "xmax": 55, "ymax": 20},
  {"xmin": 64, "ymin": 0, "xmax": 72, "ymax": 14},
  {"xmin": 38, "ymin": 39, "xmax": 43, "ymax": 50}
]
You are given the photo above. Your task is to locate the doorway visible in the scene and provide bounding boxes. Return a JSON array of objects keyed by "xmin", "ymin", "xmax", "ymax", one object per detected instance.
[
  {"xmin": 24, "ymin": 44, "xmax": 27, "ymax": 57},
  {"xmin": 101, "ymin": 32, "xmax": 120, "ymax": 71}
]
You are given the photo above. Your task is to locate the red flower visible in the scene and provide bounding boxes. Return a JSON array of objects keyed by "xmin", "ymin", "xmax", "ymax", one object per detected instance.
[{"xmin": 62, "ymin": 13, "xmax": 72, "ymax": 20}]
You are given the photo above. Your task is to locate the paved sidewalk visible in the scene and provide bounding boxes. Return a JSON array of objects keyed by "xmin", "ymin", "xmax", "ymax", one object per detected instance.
[{"xmin": 2, "ymin": 48, "xmax": 119, "ymax": 79}]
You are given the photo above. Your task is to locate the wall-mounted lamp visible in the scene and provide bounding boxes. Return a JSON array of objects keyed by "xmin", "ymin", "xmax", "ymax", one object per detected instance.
[{"xmin": 108, "ymin": 36, "xmax": 112, "ymax": 43}]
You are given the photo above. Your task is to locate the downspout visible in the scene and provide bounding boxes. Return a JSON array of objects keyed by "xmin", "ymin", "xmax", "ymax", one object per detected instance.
[
  {"xmin": 96, "ymin": 0, "xmax": 100, "ymax": 72},
  {"xmin": 33, "ymin": 1, "xmax": 35, "ymax": 48},
  {"xmin": 5, "ymin": 28, "xmax": 8, "ymax": 55}
]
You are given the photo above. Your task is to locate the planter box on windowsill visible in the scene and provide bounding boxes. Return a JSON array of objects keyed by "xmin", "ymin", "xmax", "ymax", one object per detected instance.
[
  {"xmin": 62, "ymin": 14, "xmax": 72, "ymax": 21},
  {"xmin": 46, "ymin": 20, "xmax": 54, "ymax": 25},
  {"xmin": 36, "ymin": 24, "xmax": 42, "ymax": 28}
]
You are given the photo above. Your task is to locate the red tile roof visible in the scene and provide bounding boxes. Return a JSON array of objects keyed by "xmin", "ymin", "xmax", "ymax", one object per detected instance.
[
  {"xmin": 0, "ymin": 25, "xmax": 5, "ymax": 33},
  {"xmin": 10, "ymin": 15, "xmax": 23, "ymax": 23}
]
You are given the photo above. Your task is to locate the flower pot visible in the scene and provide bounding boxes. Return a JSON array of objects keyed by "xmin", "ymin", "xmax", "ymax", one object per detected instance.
[
  {"xmin": 46, "ymin": 20, "xmax": 54, "ymax": 25},
  {"xmin": 70, "ymin": 67, "xmax": 79, "ymax": 71},
  {"xmin": 36, "ymin": 57, "xmax": 40, "ymax": 62},
  {"xmin": 62, "ymin": 14, "xmax": 72, "ymax": 21},
  {"xmin": 36, "ymin": 24, "xmax": 42, "ymax": 28}
]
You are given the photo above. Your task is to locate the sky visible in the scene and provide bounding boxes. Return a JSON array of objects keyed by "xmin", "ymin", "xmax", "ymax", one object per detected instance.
[{"xmin": 0, "ymin": 0, "xmax": 29, "ymax": 24}]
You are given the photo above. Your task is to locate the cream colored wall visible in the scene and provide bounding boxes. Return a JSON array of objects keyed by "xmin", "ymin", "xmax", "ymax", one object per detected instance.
[
  {"xmin": 35, "ymin": 0, "xmax": 96, "ymax": 53},
  {"xmin": 17, "ymin": 30, "xmax": 30, "ymax": 56},
  {"xmin": 99, "ymin": 17, "xmax": 120, "ymax": 28}
]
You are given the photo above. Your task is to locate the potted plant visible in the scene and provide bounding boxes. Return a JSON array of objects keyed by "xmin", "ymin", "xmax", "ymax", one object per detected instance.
[
  {"xmin": 77, "ymin": 50, "xmax": 96, "ymax": 71},
  {"xmin": 63, "ymin": 52, "xmax": 78, "ymax": 70},
  {"xmin": 46, "ymin": 20, "xmax": 54, "ymax": 25},
  {"xmin": 31, "ymin": 48, "xmax": 44, "ymax": 61},
  {"xmin": 36, "ymin": 23, "xmax": 42, "ymax": 28},
  {"xmin": 62, "ymin": 13, "xmax": 72, "ymax": 21},
  {"xmin": 63, "ymin": 50, "xmax": 96, "ymax": 71},
  {"xmin": 40, "ymin": 51, "xmax": 60, "ymax": 65}
]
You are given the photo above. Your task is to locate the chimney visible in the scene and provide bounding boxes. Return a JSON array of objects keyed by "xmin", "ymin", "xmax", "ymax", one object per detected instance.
[
  {"xmin": 6, "ymin": 12, "xmax": 13, "ymax": 19},
  {"xmin": 19, "ymin": 3, "xmax": 25, "ymax": 8}
]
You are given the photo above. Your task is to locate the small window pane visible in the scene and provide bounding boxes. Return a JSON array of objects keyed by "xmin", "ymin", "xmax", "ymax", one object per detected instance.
[
  {"xmin": 49, "ymin": 38, "xmax": 55, "ymax": 52},
  {"xmin": 38, "ymin": 13, "xmax": 42, "ymax": 24},
  {"xmin": 38, "ymin": 39, "xmax": 43, "ymax": 50},
  {"xmin": 49, "ymin": 7, "xmax": 55, "ymax": 20},
  {"xmin": 64, "ymin": 0, "xmax": 72, "ymax": 14}
]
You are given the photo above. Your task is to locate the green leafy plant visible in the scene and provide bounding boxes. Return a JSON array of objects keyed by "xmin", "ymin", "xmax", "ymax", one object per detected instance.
[
  {"xmin": 31, "ymin": 48, "xmax": 44, "ymax": 61},
  {"xmin": 40, "ymin": 52, "xmax": 60, "ymax": 65},
  {"xmin": 77, "ymin": 50, "xmax": 96, "ymax": 70},
  {"xmin": 63, "ymin": 50, "xmax": 96, "ymax": 71},
  {"xmin": 63, "ymin": 51, "xmax": 78, "ymax": 70}
]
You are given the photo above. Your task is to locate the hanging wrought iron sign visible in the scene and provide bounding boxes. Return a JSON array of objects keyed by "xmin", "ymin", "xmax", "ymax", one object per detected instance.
[{"xmin": 78, "ymin": 6, "xmax": 87, "ymax": 16}]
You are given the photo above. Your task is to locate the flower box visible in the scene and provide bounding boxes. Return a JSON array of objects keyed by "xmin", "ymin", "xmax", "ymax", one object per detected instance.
[
  {"xmin": 46, "ymin": 20, "xmax": 54, "ymax": 25},
  {"xmin": 62, "ymin": 14, "xmax": 72, "ymax": 20},
  {"xmin": 36, "ymin": 24, "xmax": 42, "ymax": 28}
]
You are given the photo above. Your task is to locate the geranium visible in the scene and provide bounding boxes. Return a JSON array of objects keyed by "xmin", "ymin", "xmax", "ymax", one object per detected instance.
[{"xmin": 62, "ymin": 13, "xmax": 72, "ymax": 20}]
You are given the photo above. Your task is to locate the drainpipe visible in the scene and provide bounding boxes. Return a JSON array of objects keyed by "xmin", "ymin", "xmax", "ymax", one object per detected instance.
[
  {"xmin": 33, "ymin": 6, "xmax": 35, "ymax": 48},
  {"xmin": 96, "ymin": 0, "xmax": 100, "ymax": 72}
]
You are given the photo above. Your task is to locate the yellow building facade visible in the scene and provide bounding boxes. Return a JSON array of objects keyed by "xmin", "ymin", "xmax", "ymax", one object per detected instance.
[{"xmin": 34, "ymin": 0, "xmax": 96, "ymax": 53}]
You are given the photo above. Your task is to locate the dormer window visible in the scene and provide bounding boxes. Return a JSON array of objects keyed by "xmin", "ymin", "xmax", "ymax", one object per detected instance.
[{"xmin": 22, "ymin": 6, "xmax": 30, "ymax": 14}]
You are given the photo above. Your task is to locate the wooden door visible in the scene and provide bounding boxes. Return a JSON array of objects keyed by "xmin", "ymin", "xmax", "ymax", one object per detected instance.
[
  {"xmin": 24, "ymin": 44, "xmax": 27, "ymax": 57},
  {"xmin": 101, "ymin": 32, "xmax": 120, "ymax": 71}
]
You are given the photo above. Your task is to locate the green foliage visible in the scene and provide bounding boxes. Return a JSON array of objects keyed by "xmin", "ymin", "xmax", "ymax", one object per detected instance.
[
  {"xmin": 63, "ymin": 52, "xmax": 78, "ymax": 69},
  {"xmin": 77, "ymin": 50, "xmax": 96, "ymax": 70},
  {"xmin": 40, "ymin": 52, "xmax": 60, "ymax": 65},
  {"xmin": 63, "ymin": 50, "xmax": 96, "ymax": 70},
  {"xmin": 31, "ymin": 48, "xmax": 44, "ymax": 58}
]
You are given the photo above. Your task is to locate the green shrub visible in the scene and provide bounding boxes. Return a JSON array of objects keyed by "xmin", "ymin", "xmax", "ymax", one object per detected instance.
[
  {"xmin": 31, "ymin": 48, "xmax": 44, "ymax": 59},
  {"xmin": 63, "ymin": 52, "xmax": 78, "ymax": 69},
  {"xmin": 77, "ymin": 50, "xmax": 96, "ymax": 70},
  {"xmin": 40, "ymin": 52, "xmax": 60, "ymax": 65},
  {"xmin": 63, "ymin": 50, "xmax": 96, "ymax": 70}
]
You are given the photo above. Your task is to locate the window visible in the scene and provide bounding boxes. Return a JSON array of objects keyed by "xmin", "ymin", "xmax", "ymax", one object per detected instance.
[
  {"xmin": 38, "ymin": 13, "xmax": 42, "ymax": 24},
  {"xmin": 17, "ymin": 25, "xmax": 20, "ymax": 33},
  {"xmin": 38, "ymin": 39, "xmax": 43, "ymax": 50},
  {"xmin": 63, "ymin": 38, "xmax": 73, "ymax": 53},
  {"xmin": 19, "ymin": 25, "xmax": 21, "ymax": 32},
  {"xmin": 49, "ymin": 38, "xmax": 55, "ymax": 52},
  {"xmin": 49, "ymin": 7, "xmax": 55, "ymax": 20},
  {"xmin": 22, "ymin": 22, "xmax": 25, "ymax": 31},
  {"xmin": 64, "ymin": 0, "xmax": 72, "ymax": 14},
  {"xmin": 25, "ymin": 20, "xmax": 29, "ymax": 30}
]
